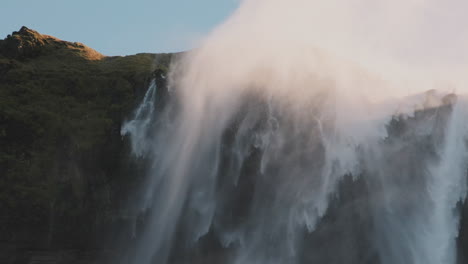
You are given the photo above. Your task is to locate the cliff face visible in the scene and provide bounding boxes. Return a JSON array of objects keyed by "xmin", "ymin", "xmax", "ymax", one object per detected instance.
[
  {"xmin": 3, "ymin": 27, "xmax": 468, "ymax": 264},
  {"xmin": 0, "ymin": 27, "xmax": 171, "ymax": 263}
]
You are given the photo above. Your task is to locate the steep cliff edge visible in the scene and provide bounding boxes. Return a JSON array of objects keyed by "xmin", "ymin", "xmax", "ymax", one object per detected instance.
[{"xmin": 0, "ymin": 27, "xmax": 172, "ymax": 263}]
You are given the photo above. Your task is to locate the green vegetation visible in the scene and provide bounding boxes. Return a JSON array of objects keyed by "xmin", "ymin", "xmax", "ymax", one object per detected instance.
[{"xmin": 0, "ymin": 27, "xmax": 172, "ymax": 247}]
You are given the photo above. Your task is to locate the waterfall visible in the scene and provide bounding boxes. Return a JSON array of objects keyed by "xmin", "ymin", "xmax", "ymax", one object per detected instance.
[
  {"xmin": 122, "ymin": 78, "xmax": 468, "ymax": 264},
  {"xmin": 121, "ymin": 0, "xmax": 468, "ymax": 263},
  {"xmin": 121, "ymin": 79, "xmax": 157, "ymax": 158}
]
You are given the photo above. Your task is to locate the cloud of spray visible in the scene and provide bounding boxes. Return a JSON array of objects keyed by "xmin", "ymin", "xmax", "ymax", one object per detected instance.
[
  {"xmin": 167, "ymin": 0, "xmax": 468, "ymax": 262},
  {"xmin": 170, "ymin": 0, "xmax": 468, "ymax": 160},
  {"xmin": 175, "ymin": 0, "xmax": 468, "ymax": 94},
  {"xmin": 127, "ymin": 1, "xmax": 468, "ymax": 263}
]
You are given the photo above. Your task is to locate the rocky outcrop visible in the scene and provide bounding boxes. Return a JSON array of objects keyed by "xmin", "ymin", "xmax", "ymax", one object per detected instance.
[
  {"xmin": 0, "ymin": 27, "xmax": 172, "ymax": 264},
  {"xmin": 0, "ymin": 26, "xmax": 103, "ymax": 60},
  {"xmin": 0, "ymin": 26, "xmax": 47, "ymax": 59}
]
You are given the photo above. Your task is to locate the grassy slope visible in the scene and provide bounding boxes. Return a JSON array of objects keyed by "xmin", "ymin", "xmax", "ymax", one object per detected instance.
[{"xmin": 0, "ymin": 27, "xmax": 172, "ymax": 248}]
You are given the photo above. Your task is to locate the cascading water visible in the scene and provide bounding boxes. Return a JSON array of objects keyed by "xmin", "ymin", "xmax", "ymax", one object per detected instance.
[
  {"xmin": 121, "ymin": 79, "xmax": 157, "ymax": 158},
  {"xmin": 121, "ymin": 0, "xmax": 468, "ymax": 263}
]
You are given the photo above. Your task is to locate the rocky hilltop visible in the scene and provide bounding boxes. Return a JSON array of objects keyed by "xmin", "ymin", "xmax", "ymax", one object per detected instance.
[
  {"xmin": 0, "ymin": 26, "xmax": 104, "ymax": 60},
  {"xmin": 0, "ymin": 27, "xmax": 172, "ymax": 263}
]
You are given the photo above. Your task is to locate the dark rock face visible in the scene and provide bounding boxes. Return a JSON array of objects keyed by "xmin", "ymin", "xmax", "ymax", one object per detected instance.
[{"xmin": 0, "ymin": 27, "xmax": 172, "ymax": 264}]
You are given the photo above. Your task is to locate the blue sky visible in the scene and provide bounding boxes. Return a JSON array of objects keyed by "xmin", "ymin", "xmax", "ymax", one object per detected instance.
[{"xmin": 1, "ymin": 0, "xmax": 238, "ymax": 55}]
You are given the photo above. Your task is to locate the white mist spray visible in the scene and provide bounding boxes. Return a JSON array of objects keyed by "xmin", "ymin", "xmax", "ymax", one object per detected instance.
[{"xmin": 123, "ymin": 0, "xmax": 468, "ymax": 263}]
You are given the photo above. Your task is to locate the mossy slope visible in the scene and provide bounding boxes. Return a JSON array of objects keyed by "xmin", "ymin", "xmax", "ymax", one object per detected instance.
[{"xmin": 0, "ymin": 27, "xmax": 172, "ymax": 252}]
